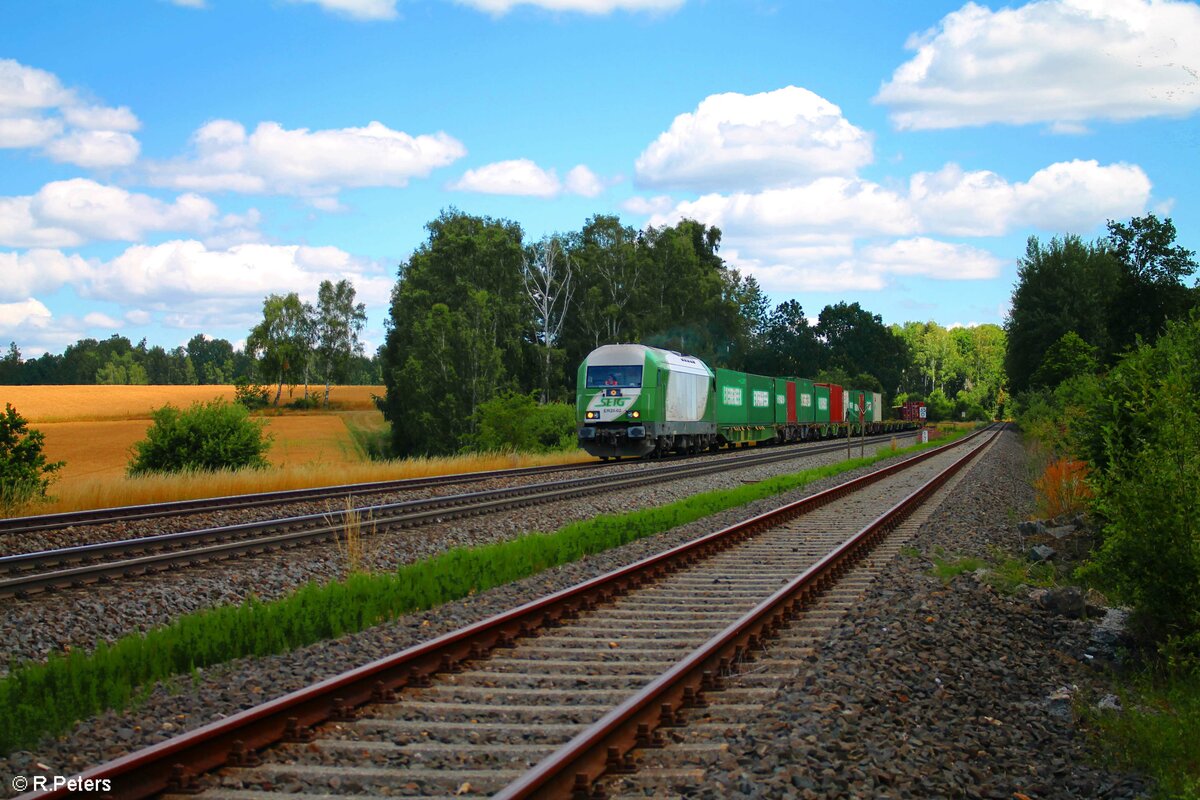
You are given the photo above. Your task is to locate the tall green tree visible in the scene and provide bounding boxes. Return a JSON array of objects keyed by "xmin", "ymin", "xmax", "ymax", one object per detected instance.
[
  {"xmin": 744, "ymin": 300, "xmax": 822, "ymax": 377},
  {"xmin": 247, "ymin": 292, "xmax": 310, "ymax": 406},
  {"xmin": 1030, "ymin": 331, "xmax": 1097, "ymax": 389},
  {"xmin": 816, "ymin": 302, "xmax": 908, "ymax": 397},
  {"xmin": 1104, "ymin": 214, "xmax": 1198, "ymax": 357},
  {"xmin": 314, "ymin": 278, "xmax": 368, "ymax": 406},
  {"xmin": 1005, "ymin": 235, "xmax": 1119, "ymax": 395},
  {"xmin": 566, "ymin": 215, "xmax": 643, "ymax": 354},
  {"xmin": 95, "ymin": 352, "xmax": 149, "ymax": 385},
  {"xmin": 0, "ymin": 343, "xmax": 21, "ymax": 385},
  {"xmin": 186, "ymin": 334, "xmax": 235, "ymax": 384},
  {"xmin": 381, "ymin": 210, "xmax": 529, "ymax": 456}
]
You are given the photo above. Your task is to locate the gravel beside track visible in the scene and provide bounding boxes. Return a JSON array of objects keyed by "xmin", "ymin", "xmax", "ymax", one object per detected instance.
[
  {"xmin": 0, "ymin": 438, "xmax": 911, "ymax": 668},
  {"xmin": 2, "ymin": 435, "xmax": 926, "ymax": 785},
  {"xmin": 2, "ymin": 429, "xmax": 1142, "ymax": 799},
  {"xmin": 683, "ymin": 429, "xmax": 1148, "ymax": 799}
]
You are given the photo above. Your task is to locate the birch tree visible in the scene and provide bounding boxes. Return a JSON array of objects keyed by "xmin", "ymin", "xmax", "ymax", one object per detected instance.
[
  {"xmin": 315, "ymin": 279, "xmax": 367, "ymax": 406},
  {"xmin": 523, "ymin": 236, "xmax": 574, "ymax": 402}
]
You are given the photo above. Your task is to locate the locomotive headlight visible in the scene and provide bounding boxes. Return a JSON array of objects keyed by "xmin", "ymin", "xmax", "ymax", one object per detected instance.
[
  {"xmin": 586, "ymin": 411, "xmax": 598, "ymax": 419},
  {"xmin": 630, "ymin": 410, "xmax": 641, "ymax": 419}
]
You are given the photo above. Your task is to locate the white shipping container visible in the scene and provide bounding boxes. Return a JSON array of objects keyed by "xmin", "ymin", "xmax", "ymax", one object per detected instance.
[{"xmin": 666, "ymin": 370, "xmax": 710, "ymax": 422}]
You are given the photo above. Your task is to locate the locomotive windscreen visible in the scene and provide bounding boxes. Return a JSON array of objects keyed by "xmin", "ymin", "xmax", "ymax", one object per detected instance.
[{"xmin": 586, "ymin": 365, "xmax": 643, "ymax": 388}]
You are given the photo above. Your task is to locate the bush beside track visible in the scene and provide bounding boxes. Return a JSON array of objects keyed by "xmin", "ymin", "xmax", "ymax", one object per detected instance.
[{"xmin": 0, "ymin": 426, "xmax": 968, "ymax": 754}]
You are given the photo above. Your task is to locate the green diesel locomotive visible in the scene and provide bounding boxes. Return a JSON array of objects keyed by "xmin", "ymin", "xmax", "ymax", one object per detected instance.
[{"xmin": 576, "ymin": 344, "xmax": 904, "ymax": 460}]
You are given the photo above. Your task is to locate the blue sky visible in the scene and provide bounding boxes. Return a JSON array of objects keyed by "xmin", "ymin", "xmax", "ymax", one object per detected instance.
[{"xmin": 2, "ymin": 0, "xmax": 1198, "ymax": 357}]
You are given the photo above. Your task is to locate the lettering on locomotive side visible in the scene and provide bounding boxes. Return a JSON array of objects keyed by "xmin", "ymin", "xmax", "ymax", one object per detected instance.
[
  {"xmin": 723, "ymin": 386, "xmax": 743, "ymax": 406},
  {"xmin": 598, "ymin": 397, "xmax": 629, "ymax": 408},
  {"xmin": 752, "ymin": 390, "xmax": 770, "ymax": 408}
]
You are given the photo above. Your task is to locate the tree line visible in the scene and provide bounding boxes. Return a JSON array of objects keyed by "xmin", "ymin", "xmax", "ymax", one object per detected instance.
[
  {"xmin": 379, "ymin": 209, "xmax": 1010, "ymax": 457},
  {"xmin": 1005, "ymin": 214, "xmax": 1199, "ymax": 394},
  {"xmin": 1, "ymin": 280, "xmax": 380, "ymax": 405}
]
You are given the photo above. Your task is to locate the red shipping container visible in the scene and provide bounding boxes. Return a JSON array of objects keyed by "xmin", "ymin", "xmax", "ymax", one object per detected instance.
[
  {"xmin": 817, "ymin": 382, "xmax": 844, "ymax": 422},
  {"xmin": 785, "ymin": 380, "xmax": 797, "ymax": 425}
]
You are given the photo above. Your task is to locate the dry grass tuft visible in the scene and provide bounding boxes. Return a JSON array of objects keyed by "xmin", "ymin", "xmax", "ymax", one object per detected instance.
[{"xmin": 328, "ymin": 496, "xmax": 376, "ymax": 574}]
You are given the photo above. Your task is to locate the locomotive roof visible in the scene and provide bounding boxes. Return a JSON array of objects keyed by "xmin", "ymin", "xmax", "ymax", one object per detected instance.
[{"xmin": 584, "ymin": 344, "xmax": 713, "ymax": 377}]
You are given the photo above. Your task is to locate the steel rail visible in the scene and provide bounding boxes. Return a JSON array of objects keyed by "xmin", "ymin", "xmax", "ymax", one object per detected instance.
[
  {"xmin": 0, "ymin": 427, "xmax": 920, "ymax": 536},
  {"xmin": 496, "ymin": 423, "xmax": 1001, "ymax": 799},
  {"xmin": 17, "ymin": 425, "xmax": 990, "ymax": 800},
  {"xmin": 0, "ymin": 461, "xmax": 607, "ymax": 536},
  {"xmin": 0, "ymin": 432, "xmax": 918, "ymax": 599}
]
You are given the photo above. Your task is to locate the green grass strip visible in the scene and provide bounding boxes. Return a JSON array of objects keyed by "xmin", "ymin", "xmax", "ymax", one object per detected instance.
[{"xmin": 0, "ymin": 428, "xmax": 967, "ymax": 753}]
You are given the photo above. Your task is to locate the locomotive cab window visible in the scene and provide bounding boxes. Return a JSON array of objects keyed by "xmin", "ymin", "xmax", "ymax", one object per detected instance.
[{"xmin": 586, "ymin": 365, "xmax": 643, "ymax": 388}]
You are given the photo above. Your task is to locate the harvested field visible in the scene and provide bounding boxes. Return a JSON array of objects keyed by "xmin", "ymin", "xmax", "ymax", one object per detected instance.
[
  {"xmin": 36, "ymin": 415, "xmax": 365, "ymax": 483},
  {"xmin": 4, "ymin": 385, "xmax": 383, "ymax": 422}
]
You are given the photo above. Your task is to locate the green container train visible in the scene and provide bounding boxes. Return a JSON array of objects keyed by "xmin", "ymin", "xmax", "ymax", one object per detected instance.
[{"xmin": 576, "ymin": 344, "xmax": 913, "ymax": 460}]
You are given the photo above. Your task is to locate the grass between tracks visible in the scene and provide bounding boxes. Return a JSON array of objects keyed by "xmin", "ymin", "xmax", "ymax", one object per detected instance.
[{"xmin": 0, "ymin": 426, "xmax": 969, "ymax": 754}]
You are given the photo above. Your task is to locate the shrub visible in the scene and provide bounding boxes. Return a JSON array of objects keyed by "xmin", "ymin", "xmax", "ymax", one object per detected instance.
[
  {"xmin": 287, "ymin": 394, "xmax": 321, "ymax": 410},
  {"xmin": 0, "ymin": 403, "xmax": 64, "ymax": 515},
  {"xmin": 1033, "ymin": 458, "xmax": 1093, "ymax": 519},
  {"xmin": 128, "ymin": 398, "xmax": 272, "ymax": 476},
  {"xmin": 1082, "ymin": 312, "xmax": 1200, "ymax": 643},
  {"xmin": 233, "ymin": 379, "xmax": 271, "ymax": 410},
  {"xmin": 470, "ymin": 391, "xmax": 575, "ymax": 453}
]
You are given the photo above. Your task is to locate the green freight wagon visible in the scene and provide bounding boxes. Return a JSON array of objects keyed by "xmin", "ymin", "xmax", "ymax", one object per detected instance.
[
  {"xmin": 576, "ymin": 344, "xmax": 716, "ymax": 459},
  {"xmin": 814, "ymin": 383, "xmax": 831, "ymax": 437},
  {"xmin": 715, "ymin": 368, "xmax": 776, "ymax": 446},
  {"xmin": 793, "ymin": 377, "xmax": 816, "ymax": 437}
]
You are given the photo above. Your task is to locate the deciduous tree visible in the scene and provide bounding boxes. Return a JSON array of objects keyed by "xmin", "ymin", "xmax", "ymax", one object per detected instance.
[{"xmin": 314, "ymin": 279, "xmax": 368, "ymax": 407}]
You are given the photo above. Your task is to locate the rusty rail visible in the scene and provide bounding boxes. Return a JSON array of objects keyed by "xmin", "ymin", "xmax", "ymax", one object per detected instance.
[
  {"xmin": 497, "ymin": 424, "xmax": 1001, "ymax": 799},
  {"xmin": 19, "ymin": 425, "xmax": 994, "ymax": 800}
]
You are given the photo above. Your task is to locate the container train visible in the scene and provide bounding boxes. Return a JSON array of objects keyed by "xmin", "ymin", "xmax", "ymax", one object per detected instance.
[{"xmin": 575, "ymin": 343, "xmax": 923, "ymax": 460}]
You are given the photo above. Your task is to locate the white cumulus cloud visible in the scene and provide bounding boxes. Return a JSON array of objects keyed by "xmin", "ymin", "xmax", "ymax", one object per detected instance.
[
  {"xmin": 0, "ymin": 58, "xmax": 142, "ymax": 167},
  {"xmin": 909, "ymin": 160, "xmax": 1152, "ymax": 236},
  {"xmin": 43, "ymin": 130, "xmax": 141, "ymax": 169},
  {"xmin": 148, "ymin": 119, "xmax": 466, "ymax": 198},
  {"xmin": 650, "ymin": 178, "xmax": 918, "ymax": 238},
  {"xmin": 0, "ymin": 298, "xmax": 54, "ymax": 334},
  {"xmin": 648, "ymin": 158, "xmax": 1150, "ymax": 292},
  {"xmin": 857, "ymin": 238, "xmax": 1004, "ymax": 280},
  {"xmin": 288, "ymin": 0, "xmax": 399, "ymax": 20},
  {"xmin": 564, "ymin": 165, "xmax": 604, "ymax": 197},
  {"xmin": 0, "ymin": 250, "xmax": 93, "ymax": 301},
  {"xmin": 450, "ymin": 159, "xmax": 608, "ymax": 197},
  {"xmin": 0, "ymin": 179, "xmax": 241, "ymax": 248},
  {"xmin": 876, "ymin": 0, "xmax": 1200, "ymax": 129},
  {"xmin": 636, "ymin": 86, "xmax": 873, "ymax": 192},
  {"xmin": 85, "ymin": 240, "xmax": 395, "ymax": 329},
  {"xmin": 451, "ymin": 159, "xmax": 561, "ymax": 197}
]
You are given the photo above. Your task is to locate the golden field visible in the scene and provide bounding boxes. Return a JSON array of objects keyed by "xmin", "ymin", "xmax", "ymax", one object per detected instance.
[
  {"xmin": 1, "ymin": 384, "xmax": 589, "ymax": 516},
  {"xmin": 3, "ymin": 384, "xmax": 383, "ymax": 422}
]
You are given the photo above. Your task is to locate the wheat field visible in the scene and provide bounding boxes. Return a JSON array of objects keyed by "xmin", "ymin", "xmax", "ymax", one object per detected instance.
[
  {"xmin": 1, "ymin": 385, "xmax": 589, "ymax": 516},
  {"xmin": 3, "ymin": 384, "xmax": 383, "ymax": 422}
]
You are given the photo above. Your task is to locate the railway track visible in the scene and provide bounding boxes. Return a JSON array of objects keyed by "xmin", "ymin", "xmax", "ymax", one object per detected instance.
[
  {"xmin": 0, "ymin": 461, "xmax": 608, "ymax": 538},
  {"xmin": 23, "ymin": 423, "xmax": 999, "ymax": 800},
  {"xmin": 0, "ymin": 432, "xmax": 916, "ymax": 600},
  {"xmin": 0, "ymin": 428, "xmax": 917, "ymax": 539}
]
